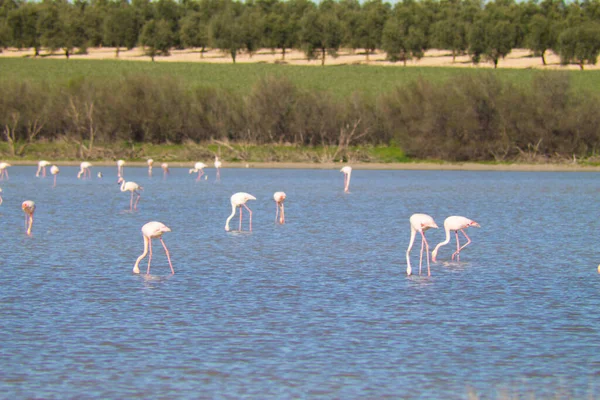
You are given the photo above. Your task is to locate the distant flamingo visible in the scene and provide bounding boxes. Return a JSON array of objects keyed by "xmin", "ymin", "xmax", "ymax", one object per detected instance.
[
  {"xmin": 22, "ymin": 200, "xmax": 35, "ymax": 235},
  {"xmin": 214, "ymin": 157, "xmax": 222, "ymax": 181},
  {"xmin": 77, "ymin": 162, "xmax": 92, "ymax": 179},
  {"xmin": 161, "ymin": 163, "xmax": 169, "ymax": 179},
  {"xmin": 274, "ymin": 192, "xmax": 286, "ymax": 224},
  {"xmin": 36, "ymin": 160, "xmax": 50, "ymax": 177},
  {"xmin": 0, "ymin": 188, "xmax": 3, "ymax": 205},
  {"xmin": 133, "ymin": 221, "xmax": 174, "ymax": 275},
  {"xmin": 118, "ymin": 177, "xmax": 143, "ymax": 211},
  {"xmin": 341, "ymin": 166, "xmax": 352, "ymax": 193},
  {"xmin": 189, "ymin": 162, "xmax": 207, "ymax": 182},
  {"xmin": 117, "ymin": 160, "xmax": 125, "ymax": 177},
  {"xmin": 0, "ymin": 162, "xmax": 11, "ymax": 180},
  {"xmin": 50, "ymin": 165, "xmax": 59, "ymax": 187},
  {"xmin": 225, "ymin": 192, "xmax": 256, "ymax": 232},
  {"xmin": 406, "ymin": 213, "xmax": 438, "ymax": 276},
  {"xmin": 432, "ymin": 216, "xmax": 480, "ymax": 262},
  {"xmin": 147, "ymin": 159, "xmax": 154, "ymax": 177}
]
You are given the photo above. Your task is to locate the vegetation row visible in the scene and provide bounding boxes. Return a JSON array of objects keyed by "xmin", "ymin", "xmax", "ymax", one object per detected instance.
[
  {"xmin": 1, "ymin": 71, "xmax": 599, "ymax": 163},
  {"xmin": 2, "ymin": 0, "xmax": 600, "ymax": 69}
]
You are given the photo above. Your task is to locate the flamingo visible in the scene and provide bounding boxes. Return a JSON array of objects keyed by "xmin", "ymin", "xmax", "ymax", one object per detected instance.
[
  {"xmin": 0, "ymin": 188, "xmax": 3, "ymax": 205},
  {"xmin": 189, "ymin": 162, "xmax": 207, "ymax": 182},
  {"xmin": 133, "ymin": 221, "xmax": 174, "ymax": 275},
  {"xmin": 22, "ymin": 200, "xmax": 35, "ymax": 235},
  {"xmin": 77, "ymin": 162, "xmax": 92, "ymax": 179},
  {"xmin": 117, "ymin": 177, "xmax": 143, "ymax": 211},
  {"xmin": 117, "ymin": 159, "xmax": 125, "ymax": 177},
  {"xmin": 432, "ymin": 216, "xmax": 481, "ymax": 262},
  {"xmin": 274, "ymin": 192, "xmax": 286, "ymax": 224},
  {"xmin": 225, "ymin": 192, "xmax": 256, "ymax": 232},
  {"xmin": 97, "ymin": 172, "xmax": 103, "ymax": 178},
  {"xmin": 147, "ymin": 159, "xmax": 154, "ymax": 177},
  {"xmin": 0, "ymin": 162, "xmax": 11, "ymax": 180},
  {"xmin": 214, "ymin": 157, "xmax": 222, "ymax": 181},
  {"xmin": 341, "ymin": 166, "xmax": 352, "ymax": 193},
  {"xmin": 36, "ymin": 160, "xmax": 50, "ymax": 177},
  {"xmin": 50, "ymin": 165, "xmax": 59, "ymax": 187},
  {"xmin": 406, "ymin": 213, "xmax": 438, "ymax": 276},
  {"xmin": 161, "ymin": 163, "xmax": 169, "ymax": 179}
]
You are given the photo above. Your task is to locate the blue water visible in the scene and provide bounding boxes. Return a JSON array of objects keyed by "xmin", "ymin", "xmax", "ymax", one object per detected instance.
[{"xmin": 1, "ymin": 166, "xmax": 599, "ymax": 399}]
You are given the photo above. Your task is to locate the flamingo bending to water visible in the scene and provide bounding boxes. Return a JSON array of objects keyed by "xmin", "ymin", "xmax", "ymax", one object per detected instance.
[
  {"xmin": 432, "ymin": 216, "xmax": 480, "ymax": 262},
  {"xmin": 50, "ymin": 165, "xmax": 59, "ymax": 187},
  {"xmin": 214, "ymin": 157, "xmax": 222, "ymax": 181},
  {"xmin": 274, "ymin": 192, "xmax": 286, "ymax": 224},
  {"xmin": 225, "ymin": 192, "xmax": 256, "ymax": 232},
  {"xmin": 341, "ymin": 166, "xmax": 352, "ymax": 193},
  {"xmin": 77, "ymin": 162, "xmax": 92, "ymax": 179},
  {"xmin": 406, "ymin": 213, "xmax": 438, "ymax": 276},
  {"xmin": 133, "ymin": 221, "xmax": 174, "ymax": 275},
  {"xmin": 22, "ymin": 200, "xmax": 35, "ymax": 235},
  {"xmin": 0, "ymin": 162, "xmax": 11, "ymax": 180},
  {"xmin": 161, "ymin": 163, "xmax": 169, "ymax": 179},
  {"xmin": 36, "ymin": 160, "xmax": 50, "ymax": 177},
  {"xmin": 189, "ymin": 162, "xmax": 207, "ymax": 182},
  {"xmin": 118, "ymin": 177, "xmax": 143, "ymax": 211}
]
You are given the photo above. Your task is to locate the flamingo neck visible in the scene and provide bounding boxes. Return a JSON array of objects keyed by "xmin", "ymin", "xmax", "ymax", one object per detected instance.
[
  {"xmin": 405, "ymin": 227, "xmax": 417, "ymax": 275},
  {"xmin": 119, "ymin": 180, "xmax": 127, "ymax": 192},
  {"xmin": 225, "ymin": 203, "xmax": 237, "ymax": 231},
  {"xmin": 432, "ymin": 227, "xmax": 452, "ymax": 258},
  {"xmin": 133, "ymin": 236, "xmax": 149, "ymax": 274}
]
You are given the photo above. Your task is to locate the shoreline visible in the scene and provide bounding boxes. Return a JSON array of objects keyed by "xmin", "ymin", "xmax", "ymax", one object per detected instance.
[{"xmin": 4, "ymin": 160, "xmax": 600, "ymax": 172}]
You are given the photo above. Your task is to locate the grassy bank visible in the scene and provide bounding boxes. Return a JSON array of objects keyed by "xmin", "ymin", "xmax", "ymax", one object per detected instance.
[{"xmin": 2, "ymin": 58, "xmax": 600, "ymax": 98}]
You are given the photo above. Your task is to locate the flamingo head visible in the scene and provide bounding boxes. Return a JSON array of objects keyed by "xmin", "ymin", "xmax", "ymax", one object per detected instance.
[
  {"xmin": 117, "ymin": 177, "xmax": 124, "ymax": 184},
  {"xmin": 470, "ymin": 221, "xmax": 481, "ymax": 228},
  {"xmin": 431, "ymin": 248, "xmax": 439, "ymax": 262},
  {"xmin": 189, "ymin": 169, "xmax": 195, "ymax": 174}
]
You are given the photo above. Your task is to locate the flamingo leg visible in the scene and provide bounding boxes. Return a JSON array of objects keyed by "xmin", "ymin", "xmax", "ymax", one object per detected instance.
[
  {"xmin": 160, "ymin": 238, "xmax": 174, "ymax": 274},
  {"xmin": 0, "ymin": 195, "xmax": 3, "ymax": 205},
  {"xmin": 134, "ymin": 192, "xmax": 141, "ymax": 210},
  {"xmin": 243, "ymin": 204, "xmax": 253, "ymax": 231},
  {"xmin": 239, "ymin": 207, "xmax": 243, "ymax": 231},
  {"xmin": 43, "ymin": 168, "xmax": 46, "ymax": 177},
  {"xmin": 420, "ymin": 231, "xmax": 431, "ymax": 276},
  {"xmin": 452, "ymin": 231, "xmax": 460, "ymax": 261},
  {"xmin": 129, "ymin": 191, "xmax": 134, "ymax": 211},
  {"xmin": 280, "ymin": 203, "xmax": 285, "ymax": 224},
  {"xmin": 147, "ymin": 239, "xmax": 153, "ymax": 275},
  {"xmin": 216, "ymin": 169, "xmax": 220, "ymax": 181},
  {"xmin": 27, "ymin": 214, "xmax": 33, "ymax": 236},
  {"xmin": 419, "ymin": 236, "xmax": 424, "ymax": 275},
  {"xmin": 453, "ymin": 230, "xmax": 473, "ymax": 260},
  {"xmin": 53, "ymin": 175, "xmax": 57, "ymax": 187},
  {"xmin": 275, "ymin": 202, "xmax": 279, "ymax": 222}
]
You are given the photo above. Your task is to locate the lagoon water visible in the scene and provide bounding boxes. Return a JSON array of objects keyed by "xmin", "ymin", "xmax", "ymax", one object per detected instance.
[{"xmin": 1, "ymin": 166, "xmax": 600, "ymax": 399}]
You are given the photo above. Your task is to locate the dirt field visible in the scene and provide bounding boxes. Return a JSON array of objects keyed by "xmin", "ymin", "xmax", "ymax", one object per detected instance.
[{"xmin": 0, "ymin": 46, "xmax": 590, "ymax": 70}]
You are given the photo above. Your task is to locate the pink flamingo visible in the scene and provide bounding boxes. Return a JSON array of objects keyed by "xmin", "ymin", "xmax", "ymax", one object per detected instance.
[
  {"xmin": 0, "ymin": 188, "xmax": 3, "ymax": 205},
  {"xmin": 432, "ymin": 216, "xmax": 480, "ymax": 262},
  {"xmin": 189, "ymin": 162, "xmax": 207, "ymax": 182},
  {"xmin": 274, "ymin": 192, "xmax": 286, "ymax": 224},
  {"xmin": 341, "ymin": 166, "xmax": 352, "ymax": 193},
  {"xmin": 50, "ymin": 165, "xmax": 59, "ymax": 187},
  {"xmin": 0, "ymin": 162, "xmax": 11, "ymax": 180},
  {"xmin": 22, "ymin": 200, "xmax": 35, "ymax": 236},
  {"xmin": 214, "ymin": 157, "xmax": 222, "ymax": 181},
  {"xmin": 161, "ymin": 163, "xmax": 169, "ymax": 179},
  {"xmin": 77, "ymin": 162, "xmax": 92, "ymax": 179},
  {"xmin": 117, "ymin": 160, "xmax": 125, "ymax": 177},
  {"xmin": 225, "ymin": 192, "xmax": 256, "ymax": 232},
  {"xmin": 133, "ymin": 221, "xmax": 174, "ymax": 275},
  {"xmin": 147, "ymin": 159, "xmax": 154, "ymax": 177},
  {"xmin": 36, "ymin": 160, "xmax": 50, "ymax": 177},
  {"xmin": 118, "ymin": 177, "xmax": 143, "ymax": 211},
  {"xmin": 406, "ymin": 213, "xmax": 438, "ymax": 276}
]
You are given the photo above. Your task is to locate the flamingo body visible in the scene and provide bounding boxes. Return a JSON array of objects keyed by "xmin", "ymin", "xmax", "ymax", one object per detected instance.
[
  {"xmin": 274, "ymin": 191, "xmax": 286, "ymax": 224},
  {"xmin": 133, "ymin": 221, "xmax": 174, "ymax": 275},
  {"xmin": 189, "ymin": 162, "xmax": 207, "ymax": 181},
  {"xmin": 432, "ymin": 216, "xmax": 480, "ymax": 262},
  {"xmin": 118, "ymin": 177, "xmax": 143, "ymax": 211},
  {"xmin": 117, "ymin": 160, "xmax": 125, "ymax": 177},
  {"xmin": 22, "ymin": 200, "xmax": 35, "ymax": 235},
  {"xmin": 147, "ymin": 159, "xmax": 154, "ymax": 177},
  {"xmin": 225, "ymin": 192, "xmax": 256, "ymax": 232},
  {"xmin": 341, "ymin": 166, "xmax": 352, "ymax": 193},
  {"xmin": 406, "ymin": 213, "xmax": 438, "ymax": 276},
  {"xmin": 161, "ymin": 163, "xmax": 169, "ymax": 178},
  {"xmin": 36, "ymin": 160, "xmax": 50, "ymax": 177},
  {"xmin": 214, "ymin": 157, "xmax": 222, "ymax": 181}
]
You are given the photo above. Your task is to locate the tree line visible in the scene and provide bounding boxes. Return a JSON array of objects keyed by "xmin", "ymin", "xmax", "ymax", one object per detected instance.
[
  {"xmin": 2, "ymin": 72, "xmax": 600, "ymax": 162},
  {"xmin": 1, "ymin": 0, "xmax": 600, "ymax": 69}
]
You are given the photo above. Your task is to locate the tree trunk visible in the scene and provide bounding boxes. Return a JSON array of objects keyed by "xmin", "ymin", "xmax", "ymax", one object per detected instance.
[
  {"xmin": 321, "ymin": 47, "xmax": 326, "ymax": 66},
  {"xmin": 493, "ymin": 58, "xmax": 498, "ymax": 68},
  {"xmin": 115, "ymin": 47, "xmax": 120, "ymax": 58},
  {"xmin": 452, "ymin": 49, "xmax": 456, "ymax": 63},
  {"xmin": 65, "ymin": 48, "xmax": 70, "ymax": 59},
  {"xmin": 541, "ymin": 50, "xmax": 546, "ymax": 66},
  {"xmin": 201, "ymin": 46, "xmax": 205, "ymax": 58},
  {"xmin": 366, "ymin": 49, "xmax": 370, "ymax": 61},
  {"xmin": 282, "ymin": 47, "xmax": 286, "ymax": 60},
  {"xmin": 231, "ymin": 49, "xmax": 236, "ymax": 64},
  {"xmin": 579, "ymin": 60, "xmax": 584, "ymax": 70}
]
